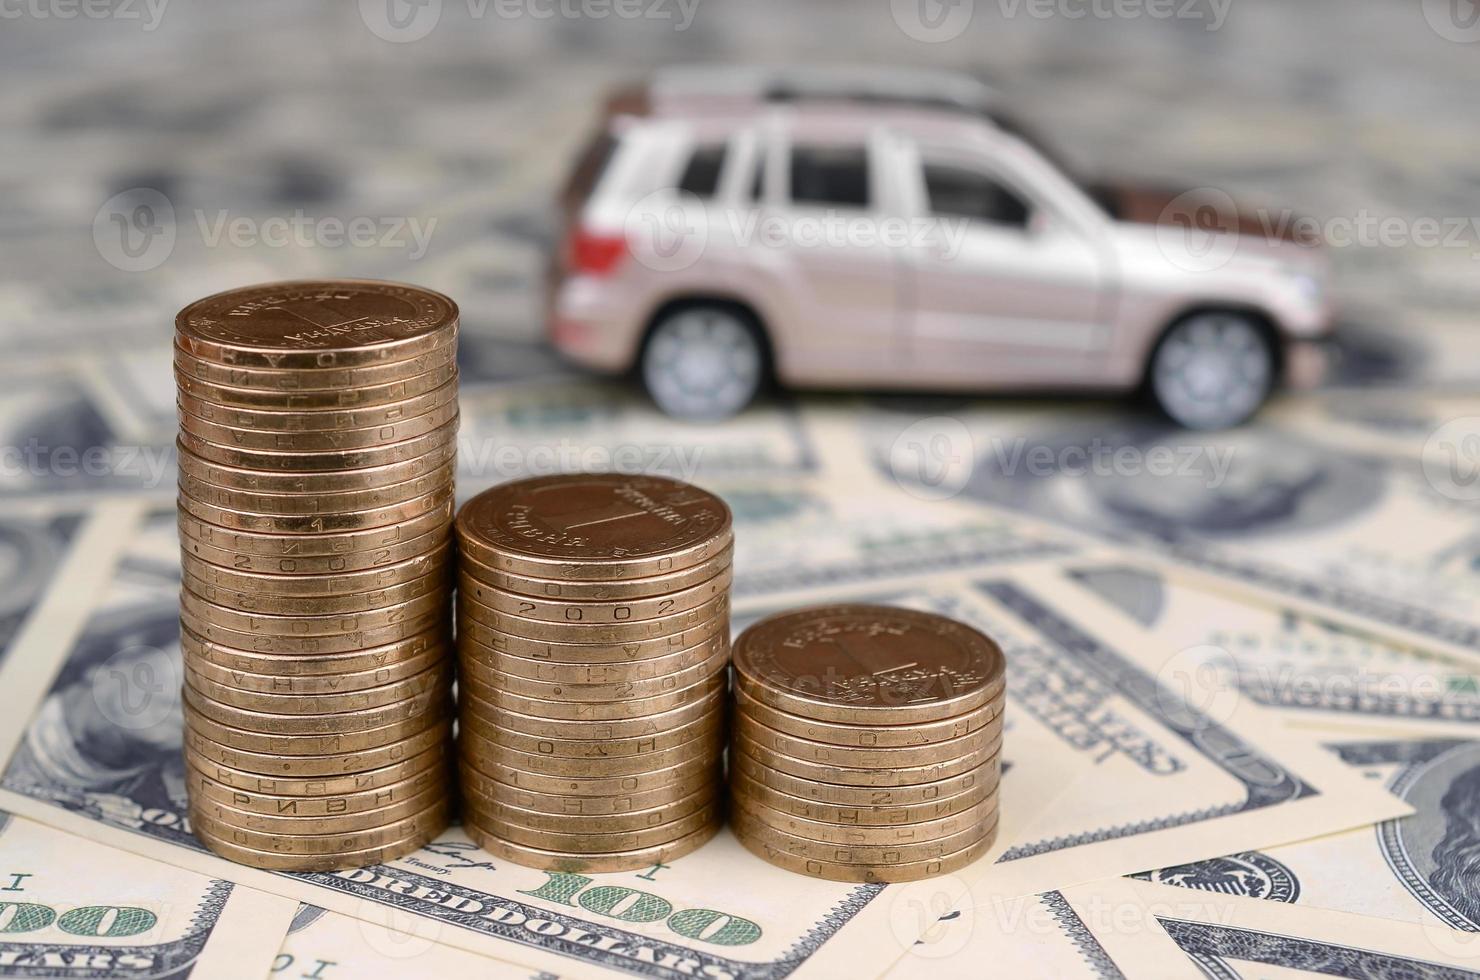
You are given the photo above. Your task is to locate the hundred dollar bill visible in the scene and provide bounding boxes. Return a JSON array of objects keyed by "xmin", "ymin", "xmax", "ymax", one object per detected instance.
[
  {"xmin": 0, "ymin": 808, "xmax": 294, "ymax": 980},
  {"xmin": 1265, "ymin": 390, "xmax": 1480, "ymax": 472},
  {"xmin": 820, "ymin": 400, "xmax": 1480, "ymax": 666},
  {"xmin": 1063, "ymin": 562, "xmax": 1480, "ymax": 736}
]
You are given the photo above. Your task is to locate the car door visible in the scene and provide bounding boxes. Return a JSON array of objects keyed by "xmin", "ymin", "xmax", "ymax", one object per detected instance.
[
  {"xmin": 758, "ymin": 122, "xmax": 907, "ymax": 385},
  {"xmin": 902, "ymin": 145, "xmax": 1111, "ymax": 387}
]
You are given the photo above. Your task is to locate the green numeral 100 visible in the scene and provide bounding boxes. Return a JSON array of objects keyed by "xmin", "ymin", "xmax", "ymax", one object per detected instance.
[
  {"xmin": 520, "ymin": 873, "xmax": 761, "ymax": 946},
  {"xmin": 0, "ymin": 903, "xmax": 159, "ymax": 937}
]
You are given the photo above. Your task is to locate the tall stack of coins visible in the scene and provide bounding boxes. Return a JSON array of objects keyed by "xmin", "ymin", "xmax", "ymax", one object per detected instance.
[
  {"xmin": 174, "ymin": 280, "xmax": 459, "ymax": 871},
  {"xmin": 729, "ymin": 605, "xmax": 1006, "ymax": 883},
  {"xmin": 454, "ymin": 474, "xmax": 732, "ymax": 872}
]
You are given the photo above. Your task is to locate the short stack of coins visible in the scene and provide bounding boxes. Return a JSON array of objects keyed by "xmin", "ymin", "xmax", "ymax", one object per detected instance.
[
  {"xmin": 454, "ymin": 473, "xmax": 732, "ymax": 871},
  {"xmin": 174, "ymin": 280, "xmax": 459, "ymax": 871},
  {"xmin": 729, "ymin": 604, "xmax": 1006, "ymax": 883}
]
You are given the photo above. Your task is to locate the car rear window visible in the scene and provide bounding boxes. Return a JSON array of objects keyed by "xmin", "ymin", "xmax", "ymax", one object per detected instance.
[
  {"xmin": 561, "ymin": 130, "xmax": 618, "ymax": 216},
  {"xmin": 789, "ymin": 145, "xmax": 869, "ymax": 208},
  {"xmin": 924, "ymin": 162, "xmax": 1030, "ymax": 228},
  {"xmin": 677, "ymin": 144, "xmax": 727, "ymax": 198}
]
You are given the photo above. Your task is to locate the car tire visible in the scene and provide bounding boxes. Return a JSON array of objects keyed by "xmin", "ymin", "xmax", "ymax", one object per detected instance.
[
  {"xmin": 640, "ymin": 304, "xmax": 767, "ymax": 421},
  {"xmin": 1147, "ymin": 311, "xmax": 1276, "ymax": 429}
]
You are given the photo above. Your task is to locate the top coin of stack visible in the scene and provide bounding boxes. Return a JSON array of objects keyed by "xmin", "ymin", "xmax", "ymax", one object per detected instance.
[
  {"xmin": 174, "ymin": 280, "xmax": 460, "ymax": 872},
  {"xmin": 454, "ymin": 473, "xmax": 733, "ymax": 873},
  {"xmin": 729, "ymin": 604, "xmax": 1006, "ymax": 883}
]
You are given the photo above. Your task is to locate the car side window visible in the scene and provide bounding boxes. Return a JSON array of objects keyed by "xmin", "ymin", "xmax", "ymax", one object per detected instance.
[
  {"xmin": 923, "ymin": 162, "xmax": 1030, "ymax": 229},
  {"xmin": 789, "ymin": 145, "xmax": 869, "ymax": 209},
  {"xmin": 677, "ymin": 144, "xmax": 727, "ymax": 198}
]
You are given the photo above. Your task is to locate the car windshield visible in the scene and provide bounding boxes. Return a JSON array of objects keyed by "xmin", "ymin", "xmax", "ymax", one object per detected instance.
[{"xmin": 983, "ymin": 109, "xmax": 1103, "ymax": 205}]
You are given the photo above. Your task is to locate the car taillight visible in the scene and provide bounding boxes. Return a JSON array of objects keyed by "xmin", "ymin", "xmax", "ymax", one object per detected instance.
[{"xmin": 566, "ymin": 228, "xmax": 627, "ymax": 276}]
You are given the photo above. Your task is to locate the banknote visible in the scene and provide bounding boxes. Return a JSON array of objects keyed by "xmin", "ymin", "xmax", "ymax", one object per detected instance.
[
  {"xmin": 273, "ymin": 905, "xmax": 555, "ymax": 980},
  {"xmin": 0, "ymin": 807, "xmax": 295, "ymax": 980},
  {"xmin": 821, "ymin": 401, "xmax": 1480, "ymax": 665},
  {"xmin": 1063, "ymin": 562, "xmax": 1480, "ymax": 736},
  {"xmin": 1266, "ymin": 390, "xmax": 1480, "ymax": 470}
]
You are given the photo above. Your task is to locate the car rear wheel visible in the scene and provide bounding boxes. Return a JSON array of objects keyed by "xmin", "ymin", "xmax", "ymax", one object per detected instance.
[
  {"xmin": 1149, "ymin": 311, "xmax": 1275, "ymax": 429},
  {"xmin": 640, "ymin": 305, "xmax": 765, "ymax": 421}
]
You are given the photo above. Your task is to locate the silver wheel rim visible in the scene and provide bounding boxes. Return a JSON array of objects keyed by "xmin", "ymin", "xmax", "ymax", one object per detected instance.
[
  {"xmin": 643, "ymin": 309, "xmax": 762, "ymax": 420},
  {"xmin": 1152, "ymin": 313, "xmax": 1272, "ymax": 429}
]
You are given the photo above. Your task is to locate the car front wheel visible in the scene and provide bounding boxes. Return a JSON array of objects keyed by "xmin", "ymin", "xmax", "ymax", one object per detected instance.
[
  {"xmin": 1148, "ymin": 311, "xmax": 1276, "ymax": 429},
  {"xmin": 640, "ymin": 305, "xmax": 765, "ymax": 421}
]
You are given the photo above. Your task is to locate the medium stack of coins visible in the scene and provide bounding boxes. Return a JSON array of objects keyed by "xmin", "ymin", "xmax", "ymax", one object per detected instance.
[
  {"xmin": 729, "ymin": 605, "xmax": 1006, "ymax": 883},
  {"xmin": 454, "ymin": 474, "xmax": 732, "ymax": 872},
  {"xmin": 174, "ymin": 280, "xmax": 459, "ymax": 871}
]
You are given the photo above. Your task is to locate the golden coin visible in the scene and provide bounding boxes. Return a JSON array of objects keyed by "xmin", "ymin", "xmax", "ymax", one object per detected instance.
[
  {"xmin": 733, "ymin": 604, "xmax": 1007, "ymax": 725},
  {"xmin": 729, "ymin": 766, "xmax": 998, "ymax": 828},
  {"xmin": 455, "ymin": 474, "xmax": 731, "ymax": 581},
  {"xmin": 183, "ymin": 660, "xmax": 450, "ymax": 713},
  {"xmin": 181, "ymin": 567, "xmax": 448, "ymax": 616},
  {"xmin": 463, "ymin": 815, "xmax": 719, "ymax": 872},
  {"xmin": 460, "ymin": 684, "xmax": 723, "ymax": 741},
  {"xmin": 731, "ymin": 805, "xmax": 992, "ymax": 865},
  {"xmin": 179, "ymin": 621, "xmax": 447, "ymax": 676},
  {"xmin": 734, "ymin": 818, "xmax": 998, "ymax": 883},
  {"xmin": 185, "ymin": 642, "xmax": 445, "ymax": 695},
  {"xmin": 175, "ymin": 280, "xmax": 458, "ymax": 370},
  {"xmin": 187, "ymin": 754, "xmax": 449, "ymax": 815},
  {"xmin": 465, "ymin": 671, "xmax": 725, "ymax": 722},
  {"xmin": 460, "ymin": 708, "xmax": 723, "ymax": 759},
  {"xmin": 183, "ymin": 678, "xmax": 450, "ymax": 736},
  {"xmin": 184, "ymin": 739, "xmax": 449, "ymax": 796},
  {"xmin": 193, "ymin": 818, "xmax": 441, "ymax": 872},
  {"xmin": 177, "ymin": 377, "xmax": 458, "ymax": 432},
  {"xmin": 454, "ymin": 608, "xmax": 727, "ymax": 663},
  {"xmin": 458, "ymin": 725, "xmax": 723, "ymax": 779},
  {"xmin": 730, "ymin": 746, "xmax": 1000, "ymax": 807},
  {"xmin": 172, "ymin": 339, "xmax": 457, "ymax": 393},
  {"xmin": 178, "ymin": 397, "xmax": 458, "ymax": 452},
  {"xmin": 185, "ymin": 719, "xmax": 451, "ymax": 778},
  {"xmin": 733, "ymin": 712, "xmax": 1003, "ymax": 769},
  {"xmin": 184, "ymin": 703, "xmax": 448, "ymax": 757},
  {"xmin": 457, "ymin": 591, "xmax": 727, "ymax": 644},
  {"xmin": 733, "ymin": 687, "xmax": 1002, "ymax": 748},
  {"xmin": 177, "ymin": 501, "xmax": 452, "ymax": 557},
  {"xmin": 179, "ymin": 484, "xmax": 453, "ymax": 534},
  {"xmin": 181, "ymin": 527, "xmax": 450, "ymax": 577},
  {"xmin": 459, "ymin": 745, "xmax": 717, "ymax": 797},
  {"xmin": 731, "ymin": 730, "xmax": 1000, "ymax": 788},
  {"xmin": 732, "ymin": 786, "xmax": 998, "ymax": 847},
  {"xmin": 460, "ymin": 631, "xmax": 725, "ymax": 684},
  {"xmin": 177, "ymin": 438, "xmax": 457, "ymax": 494},
  {"xmin": 191, "ymin": 780, "xmax": 448, "ymax": 836},
  {"xmin": 456, "ymin": 758, "xmax": 720, "ymax": 816},
  {"xmin": 180, "ymin": 608, "xmax": 446, "ymax": 657},
  {"xmin": 182, "ymin": 546, "xmax": 450, "ymax": 597},
  {"xmin": 460, "ymin": 543, "xmax": 733, "ymax": 600},
  {"xmin": 466, "ymin": 797, "xmax": 720, "ymax": 853},
  {"xmin": 177, "ymin": 418, "xmax": 457, "ymax": 471},
  {"xmin": 189, "ymin": 798, "xmax": 450, "ymax": 854},
  {"xmin": 458, "ymin": 643, "xmax": 727, "ymax": 702},
  {"xmin": 174, "ymin": 356, "xmax": 458, "ymax": 410},
  {"xmin": 178, "ymin": 462, "xmax": 455, "ymax": 517},
  {"xmin": 457, "ymin": 567, "xmax": 731, "ymax": 624},
  {"xmin": 179, "ymin": 587, "xmax": 449, "ymax": 636},
  {"xmin": 464, "ymin": 786, "xmax": 716, "ymax": 836}
]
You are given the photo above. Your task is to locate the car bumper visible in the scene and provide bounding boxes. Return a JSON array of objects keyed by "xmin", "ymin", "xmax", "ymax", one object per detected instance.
[{"xmin": 546, "ymin": 275, "xmax": 643, "ymax": 374}]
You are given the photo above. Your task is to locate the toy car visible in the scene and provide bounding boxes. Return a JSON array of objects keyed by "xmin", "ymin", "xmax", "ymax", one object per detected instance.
[{"xmin": 547, "ymin": 66, "xmax": 1333, "ymax": 429}]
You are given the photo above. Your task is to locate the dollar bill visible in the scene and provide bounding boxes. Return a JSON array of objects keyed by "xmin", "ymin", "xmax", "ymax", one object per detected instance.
[{"xmin": 0, "ymin": 807, "xmax": 295, "ymax": 980}]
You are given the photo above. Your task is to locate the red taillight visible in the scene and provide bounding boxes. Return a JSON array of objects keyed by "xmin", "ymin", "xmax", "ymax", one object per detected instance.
[{"xmin": 566, "ymin": 228, "xmax": 627, "ymax": 276}]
